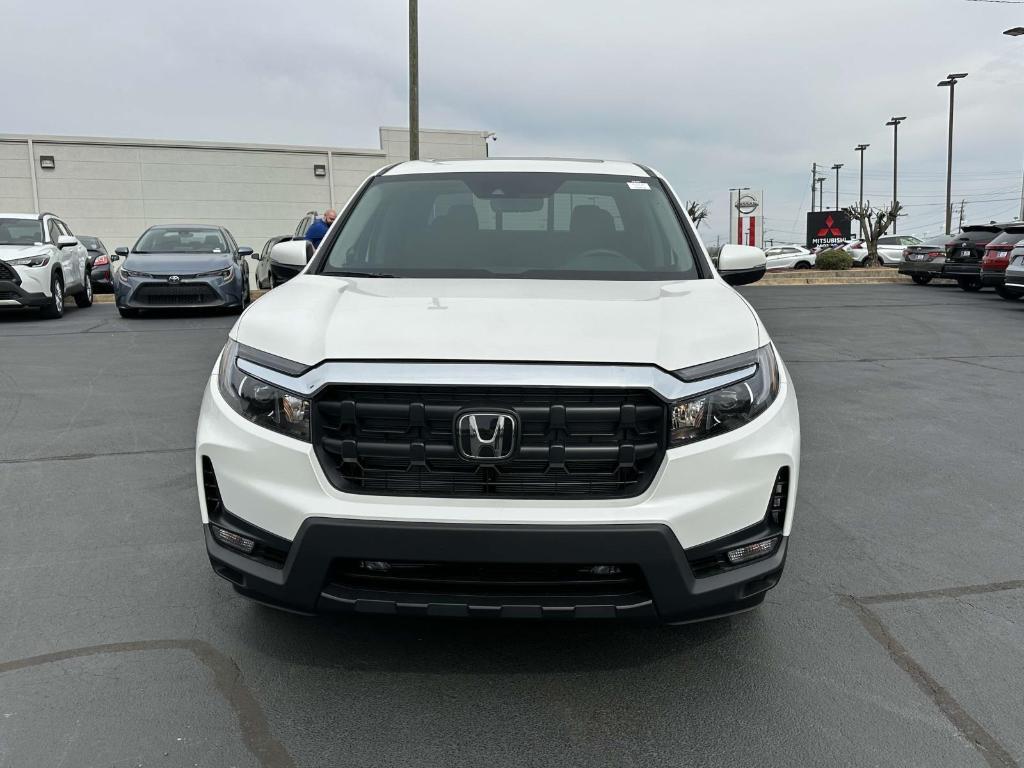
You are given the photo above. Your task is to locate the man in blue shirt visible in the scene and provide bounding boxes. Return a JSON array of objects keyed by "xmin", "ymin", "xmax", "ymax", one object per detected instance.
[{"xmin": 304, "ymin": 209, "xmax": 336, "ymax": 249}]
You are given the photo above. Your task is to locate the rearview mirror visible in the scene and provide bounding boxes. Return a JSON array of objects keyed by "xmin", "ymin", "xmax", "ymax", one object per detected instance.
[
  {"xmin": 270, "ymin": 239, "xmax": 313, "ymax": 269},
  {"xmin": 57, "ymin": 235, "xmax": 79, "ymax": 249},
  {"xmin": 717, "ymin": 244, "xmax": 766, "ymax": 286},
  {"xmin": 238, "ymin": 246, "xmax": 254, "ymax": 257}
]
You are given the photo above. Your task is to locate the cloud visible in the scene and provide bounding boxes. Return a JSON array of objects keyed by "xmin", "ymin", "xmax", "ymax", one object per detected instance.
[{"xmin": 3, "ymin": 0, "xmax": 1022, "ymax": 239}]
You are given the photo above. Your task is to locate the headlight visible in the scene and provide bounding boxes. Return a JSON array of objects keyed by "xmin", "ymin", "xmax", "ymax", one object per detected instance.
[
  {"xmin": 669, "ymin": 344, "xmax": 780, "ymax": 447},
  {"xmin": 120, "ymin": 268, "xmax": 150, "ymax": 279},
  {"xmin": 7, "ymin": 254, "xmax": 50, "ymax": 267},
  {"xmin": 200, "ymin": 267, "xmax": 233, "ymax": 279},
  {"xmin": 217, "ymin": 341, "xmax": 310, "ymax": 441}
]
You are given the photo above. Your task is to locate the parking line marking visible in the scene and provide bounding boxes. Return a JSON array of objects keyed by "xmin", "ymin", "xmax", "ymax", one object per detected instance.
[
  {"xmin": 842, "ymin": 589, "xmax": 1021, "ymax": 768},
  {"xmin": 0, "ymin": 639, "xmax": 295, "ymax": 768},
  {"xmin": 0, "ymin": 446, "xmax": 192, "ymax": 465}
]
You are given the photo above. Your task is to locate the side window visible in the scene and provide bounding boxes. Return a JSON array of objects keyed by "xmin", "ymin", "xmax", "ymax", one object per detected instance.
[
  {"xmin": 901, "ymin": 237, "xmax": 920, "ymax": 246},
  {"xmin": 878, "ymin": 236, "xmax": 898, "ymax": 246},
  {"xmin": 222, "ymin": 230, "xmax": 238, "ymax": 251},
  {"xmin": 46, "ymin": 219, "xmax": 61, "ymax": 244},
  {"xmin": 56, "ymin": 220, "xmax": 72, "ymax": 236}
]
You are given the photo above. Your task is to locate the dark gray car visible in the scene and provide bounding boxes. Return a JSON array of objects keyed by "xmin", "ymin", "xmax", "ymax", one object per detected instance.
[{"xmin": 112, "ymin": 225, "xmax": 251, "ymax": 318}]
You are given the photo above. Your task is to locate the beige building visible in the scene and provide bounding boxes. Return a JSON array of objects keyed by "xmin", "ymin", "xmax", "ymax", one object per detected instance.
[{"xmin": 0, "ymin": 127, "xmax": 490, "ymax": 255}]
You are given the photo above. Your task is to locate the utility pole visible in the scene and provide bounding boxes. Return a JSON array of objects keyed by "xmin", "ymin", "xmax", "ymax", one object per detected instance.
[
  {"xmin": 854, "ymin": 144, "xmax": 869, "ymax": 237},
  {"xmin": 1019, "ymin": 164, "xmax": 1024, "ymax": 220},
  {"xmin": 832, "ymin": 163, "xmax": 843, "ymax": 211},
  {"xmin": 408, "ymin": 0, "xmax": 419, "ymax": 161},
  {"xmin": 811, "ymin": 163, "xmax": 817, "ymax": 213},
  {"xmin": 938, "ymin": 74, "xmax": 967, "ymax": 234},
  {"xmin": 886, "ymin": 116, "xmax": 907, "ymax": 232},
  {"xmin": 958, "ymin": 199, "xmax": 966, "ymax": 232}
]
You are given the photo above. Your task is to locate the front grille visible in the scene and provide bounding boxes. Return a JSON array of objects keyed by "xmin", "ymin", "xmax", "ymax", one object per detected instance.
[
  {"xmin": 313, "ymin": 384, "xmax": 667, "ymax": 499},
  {"xmin": 329, "ymin": 559, "xmax": 647, "ymax": 597},
  {"xmin": 134, "ymin": 283, "xmax": 219, "ymax": 306},
  {"xmin": 0, "ymin": 261, "xmax": 20, "ymax": 283}
]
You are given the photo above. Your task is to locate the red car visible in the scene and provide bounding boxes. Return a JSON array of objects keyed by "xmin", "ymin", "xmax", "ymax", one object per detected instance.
[{"xmin": 980, "ymin": 224, "xmax": 1024, "ymax": 299}]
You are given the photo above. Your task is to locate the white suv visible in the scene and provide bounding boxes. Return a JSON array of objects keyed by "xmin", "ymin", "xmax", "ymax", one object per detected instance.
[
  {"xmin": 0, "ymin": 213, "xmax": 93, "ymax": 318},
  {"xmin": 196, "ymin": 159, "xmax": 800, "ymax": 624}
]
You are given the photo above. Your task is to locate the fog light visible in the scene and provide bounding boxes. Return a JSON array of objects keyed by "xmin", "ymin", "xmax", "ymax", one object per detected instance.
[
  {"xmin": 360, "ymin": 560, "xmax": 391, "ymax": 572},
  {"xmin": 212, "ymin": 525, "xmax": 255, "ymax": 554},
  {"xmin": 586, "ymin": 565, "xmax": 622, "ymax": 576},
  {"xmin": 726, "ymin": 536, "xmax": 779, "ymax": 565}
]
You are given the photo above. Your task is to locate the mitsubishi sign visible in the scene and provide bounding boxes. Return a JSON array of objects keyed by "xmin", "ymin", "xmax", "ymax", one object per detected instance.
[{"xmin": 806, "ymin": 210, "xmax": 851, "ymax": 249}]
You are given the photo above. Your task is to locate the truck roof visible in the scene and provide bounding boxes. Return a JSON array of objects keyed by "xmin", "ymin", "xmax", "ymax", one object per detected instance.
[{"xmin": 383, "ymin": 158, "xmax": 652, "ymax": 177}]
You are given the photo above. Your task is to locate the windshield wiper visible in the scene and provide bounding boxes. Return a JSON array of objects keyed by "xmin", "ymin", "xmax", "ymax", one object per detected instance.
[{"xmin": 326, "ymin": 270, "xmax": 398, "ymax": 278}]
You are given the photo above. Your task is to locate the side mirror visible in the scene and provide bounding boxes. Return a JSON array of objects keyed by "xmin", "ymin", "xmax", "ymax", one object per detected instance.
[
  {"xmin": 270, "ymin": 239, "xmax": 313, "ymax": 269},
  {"xmin": 114, "ymin": 247, "xmax": 129, "ymax": 257},
  {"xmin": 717, "ymin": 244, "xmax": 767, "ymax": 286},
  {"xmin": 237, "ymin": 246, "xmax": 254, "ymax": 258},
  {"xmin": 57, "ymin": 235, "xmax": 79, "ymax": 249}
]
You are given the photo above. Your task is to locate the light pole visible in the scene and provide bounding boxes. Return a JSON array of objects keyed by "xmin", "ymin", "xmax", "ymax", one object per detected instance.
[
  {"xmin": 483, "ymin": 132, "xmax": 497, "ymax": 157},
  {"xmin": 938, "ymin": 73, "xmax": 967, "ymax": 234},
  {"xmin": 832, "ymin": 163, "xmax": 843, "ymax": 211},
  {"xmin": 408, "ymin": 0, "xmax": 419, "ymax": 160},
  {"xmin": 885, "ymin": 116, "xmax": 907, "ymax": 232},
  {"xmin": 854, "ymin": 144, "xmax": 869, "ymax": 236},
  {"xmin": 816, "ymin": 177, "xmax": 826, "ymax": 211},
  {"xmin": 728, "ymin": 187, "xmax": 749, "ymax": 244}
]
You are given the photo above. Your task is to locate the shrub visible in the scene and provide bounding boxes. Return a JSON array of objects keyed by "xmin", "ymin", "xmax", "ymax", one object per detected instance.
[{"xmin": 816, "ymin": 249, "xmax": 853, "ymax": 270}]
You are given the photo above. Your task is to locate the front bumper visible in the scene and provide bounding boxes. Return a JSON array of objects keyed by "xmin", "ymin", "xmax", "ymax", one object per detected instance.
[
  {"xmin": 196, "ymin": 362, "xmax": 800, "ymax": 621},
  {"xmin": 205, "ymin": 516, "xmax": 787, "ymax": 622},
  {"xmin": 115, "ymin": 275, "xmax": 243, "ymax": 309},
  {"xmin": 0, "ymin": 279, "xmax": 49, "ymax": 307}
]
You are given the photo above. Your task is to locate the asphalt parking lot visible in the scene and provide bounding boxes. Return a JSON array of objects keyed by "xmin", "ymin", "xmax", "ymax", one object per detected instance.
[{"xmin": 1, "ymin": 283, "xmax": 1022, "ymax": 768}]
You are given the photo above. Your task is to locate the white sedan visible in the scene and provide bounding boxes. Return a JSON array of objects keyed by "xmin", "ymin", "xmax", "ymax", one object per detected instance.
[
  {"xmin": 764, "ymin": 244, "xmax": 815, "ymax": 270},
  {"xmin": 848, "ymin": 235, "xmax": 922, "ymax": 266}
]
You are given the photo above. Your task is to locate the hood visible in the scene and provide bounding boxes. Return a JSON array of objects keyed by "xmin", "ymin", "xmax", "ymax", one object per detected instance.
[
  {"xmin": 0, "ymin": 244, "xmax": 48, "ymax": 261},
  {"xmin": 235, "ymin": 276, "xmax": 763, "ymax": 372},
  {"xmin": 124, "ymin": 252, "xmax": 233, "ymax": 274}
]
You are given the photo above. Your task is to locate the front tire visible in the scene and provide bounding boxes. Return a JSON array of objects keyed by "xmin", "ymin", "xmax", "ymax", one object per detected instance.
[
  {"xmin": 74, "ymin": 273, "xmax": 94, "ymax": 308},
  {"xmin": 39, "ymin": 273, "xmax": 64, "ymax": 319},
  {"xmin": 957, "ymin": 277, "xmax": 982, "ymax": 292},
  {"xmin": 911, "ymin": 274, "xmax": 932, "ymax": 285}
]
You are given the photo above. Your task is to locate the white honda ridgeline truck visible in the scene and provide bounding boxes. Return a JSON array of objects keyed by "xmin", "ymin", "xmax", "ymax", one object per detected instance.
[{"xmin": 196, "ymin": 159, "xmax": 800, "ymax": 624}]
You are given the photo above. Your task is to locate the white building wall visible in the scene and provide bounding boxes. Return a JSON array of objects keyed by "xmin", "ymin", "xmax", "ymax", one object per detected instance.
[{"xmin": 0, "ymin": 127, "xmax": 488, "ymax": 264}]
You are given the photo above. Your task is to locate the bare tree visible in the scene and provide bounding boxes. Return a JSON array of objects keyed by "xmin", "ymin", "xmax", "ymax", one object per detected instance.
[
  {"xmin": 844, "ymin": 201, "xmax": 903, "ymax": 266},
  {"xmin": 685, "ymin": 200, "xmax": 711, "ymax": 229}
]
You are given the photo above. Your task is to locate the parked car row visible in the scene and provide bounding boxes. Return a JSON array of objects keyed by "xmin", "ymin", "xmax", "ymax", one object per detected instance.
[{"xmin": 898, "ymin": 221, "xmax": 1024, "ymax": 299}]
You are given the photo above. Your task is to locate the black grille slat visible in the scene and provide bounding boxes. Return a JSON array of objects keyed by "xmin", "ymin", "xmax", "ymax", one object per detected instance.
[
  {"xmin": 313, "ymin": 384, "xmax": 667, "ymax": 499},
  {"xmin": 134, "ymin": 283, "xmax": 219, "ymax": 306}
]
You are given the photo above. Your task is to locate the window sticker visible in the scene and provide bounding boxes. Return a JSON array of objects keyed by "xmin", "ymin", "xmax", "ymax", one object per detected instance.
[{"xmin": 627, "ymin": 180, "xmax": 650, "ymax": 191}]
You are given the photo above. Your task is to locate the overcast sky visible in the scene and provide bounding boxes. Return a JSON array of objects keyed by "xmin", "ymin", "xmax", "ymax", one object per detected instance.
[{"xmin": 4, "ymin": 0, "xmax": 1023, "ymax": 243}]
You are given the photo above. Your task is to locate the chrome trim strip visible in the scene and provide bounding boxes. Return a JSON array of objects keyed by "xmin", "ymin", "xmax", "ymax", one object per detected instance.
[{"xmin": 234, "ymin": 358, "xmax": 757, "ymax": 402}]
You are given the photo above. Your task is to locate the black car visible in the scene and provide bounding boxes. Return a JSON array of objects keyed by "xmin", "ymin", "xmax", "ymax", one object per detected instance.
[
  {"xmin": 942, "ymin": 223, "xmax": 1012, "ymax": 292},
  {"xmin": 79, "ymin": 236, "xmax": 114, "ymax": 292},
  {"xmin": 898, "ymin": 233, "xmax": 954, "ymax": 285},
  {"xmin": 255, "ymin": 234, "xmax": 293, "ymax": 289}
]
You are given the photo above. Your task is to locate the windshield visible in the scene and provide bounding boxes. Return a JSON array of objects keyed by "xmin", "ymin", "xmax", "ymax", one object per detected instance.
[
  {"xmin": 0, "ymin": 218, "xmax": 43, "ymax": 246},
  {"xmin": 318, "ymin": 172, "xmax": 701, "ymax": 280},
  {"xmin": 134, "ymin": 227, "xmax": 227, "ymax": 254}
]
